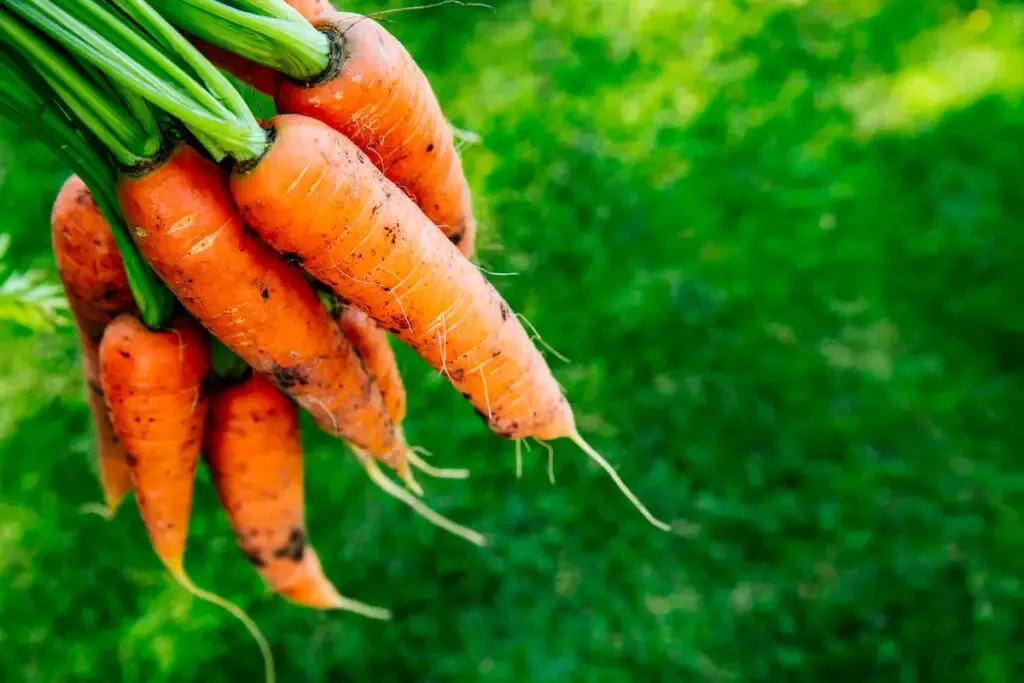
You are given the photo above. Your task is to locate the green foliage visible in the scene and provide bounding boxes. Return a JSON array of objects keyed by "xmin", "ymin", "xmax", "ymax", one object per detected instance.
[
  {"xmin": 3, "ymin": 0, "xmax": 1024, "ymax": 681},
  {"xmin": 0, "ymin": 234, "xmax": 68, "ymax": 332}
]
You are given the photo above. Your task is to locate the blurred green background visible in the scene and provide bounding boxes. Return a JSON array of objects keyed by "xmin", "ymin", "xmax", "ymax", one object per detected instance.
[{"xmin": 3, "ymin": 0, "xmax": 1024, "ymax": 680}]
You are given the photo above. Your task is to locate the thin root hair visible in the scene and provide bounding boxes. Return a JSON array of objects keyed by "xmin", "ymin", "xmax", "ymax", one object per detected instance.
[
  {"xmin": 516, "ymin": 312, "xmax": 570, "ymax": 363},
  {"xmin": 171, "ymin": 570, "xmax": 275, "ymax": 683},
  {"xmin": 368, "ymin": 2, "xmax": 495, "ymax": 22},
  {"xmin": 408, "ymin": 450, "xmax": 470, "ymax": 479},
  {"xmin": 534, "ymin": 438, "xmax": 556, "ymax": 484}
]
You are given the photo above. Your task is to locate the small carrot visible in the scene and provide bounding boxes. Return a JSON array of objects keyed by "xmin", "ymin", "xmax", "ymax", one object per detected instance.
[
  {"xmin": 334, "ymin": 301, "xmax": 468, "ymax": 480},
  {"xmin": 205, "ymin": 371, "xmax": 391, "ymax": 618},
  {"xmin": 335, "ymin": 303, "xmax": 406, "ymax": 427},
  {"xmin": 98, "ymin": 314, "xmax": 210, "ymax": 574},
  {"xmin": 99, "ymin": 313, "xmax": 275, "ymax": 683},
  {"xmin": 115, "ymin": 142, "xmax": 407, "ymax": 476},
  {"xmin": 51, "ymin": 174, "xmax": 136, "ymax": 516},
  {"xmin": 232, "ymin": 114, "xmax": 668, "ymax": 530}
]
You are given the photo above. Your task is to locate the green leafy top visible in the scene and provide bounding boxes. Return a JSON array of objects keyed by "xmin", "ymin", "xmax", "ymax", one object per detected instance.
[
  {"xmin": 148, "ymin": 0, "xmax": 330, "ymax": 81},
  {"xmin": 0, "ymin": 9, "xmax": 176, "ymax": 329}
]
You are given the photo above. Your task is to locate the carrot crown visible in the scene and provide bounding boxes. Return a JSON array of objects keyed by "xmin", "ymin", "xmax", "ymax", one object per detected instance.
[
  {"xmin": 11, "ymin": 0, "xmax": 267, "ymax": 162},
  {"xmin": 148, "ymin": 0, "xmax": 331, "ymax": 81},
  {"xmin": 0, "ymin": 8, "xmax": 176, "ymax": 329}
]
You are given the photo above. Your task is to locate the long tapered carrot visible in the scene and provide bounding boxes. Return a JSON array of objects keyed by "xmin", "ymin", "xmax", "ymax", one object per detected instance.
[
  {"xmin": 51, "ymin": 174, "xmax": 136, "ymax": 516},
  {"xmin": 232, "ymin": 114, "xmax": 668, "ymax": 530},
  {"xmin": 98, "ymin": 313, "xmax": 275, "ymax": 682},
  {"xmin": 205, "ymin": 371, "xmax": 390, "ymax": 619},
  {"xmin": 99, "ymin": 314, "xmax": 210, "ymax": 572},
  {"xmin": 115, "ymin": 141, "xmax": 406, "ymax": 475}
]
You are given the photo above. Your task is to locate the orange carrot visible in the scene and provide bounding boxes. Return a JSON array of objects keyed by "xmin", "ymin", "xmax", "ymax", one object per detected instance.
[
  {"xmin": 98, "ymin": 314, "xmax": 210, "ymax": 573},
  {"xmin": 205, "ymin": 371, "xmax": 390, "ymax": 618},
  {"xmin": 51, "ymin": 174, "xmax": 136, "ymax": 516},
  {"xmin": 273, "ymin": 8, "xmax": 477, "ymax": 256},
  {"xmin": 334, "ymin": 302, "xmax": 469, "ymax": 480},
  {"xmin": 335, "ymin": 303, "xmax": 405, "ymax": 425},
  {"xmin": 232, "ymin": 114, "xmax": 667, "ymax": 530},
  {"xmin": 115, "ymin": 142, "xmax": 406, "ymax": 475},
  {"xmin": 98, "ymin": 314, "xmax": 275, "ymax": 682}
]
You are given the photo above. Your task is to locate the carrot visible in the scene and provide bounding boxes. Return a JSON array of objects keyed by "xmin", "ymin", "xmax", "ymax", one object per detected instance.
[
  {"xmin": 232, "ymin": 114, "xmax": 668, "ymax": 530},
  {"xmin": 334, "ymin": 301, "xmax": 469, "ymax": 481},
  {"xmin": 51, "ymin": 174, "xmax": 136, "ymax": 516},
  {"xmin": 115, "ymin": 142, "xmax": 407, "ymax": 476},
  {"xmin": 98, "ymin": 313, "xmax": 275, "ymax": 683},
  {"xmin": 205, "ymin": 371, "xmax": 390, "ymax": 618},
  {"xmin": 273, "ymin": 8, "xmax": 477, "ymax": 257},
  {"xmin": 335, "ymin": 303, "xmax": 405, "ymax": 426},
  {"xmin": 98, "ymin": 314, "xmax": 210, "ymax": 573}
]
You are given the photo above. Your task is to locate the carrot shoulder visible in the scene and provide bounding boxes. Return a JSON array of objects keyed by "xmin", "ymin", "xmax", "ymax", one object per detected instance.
[
  {"xmin": 115, "ymin": 142, "xmax": 405, "ymax": 473},
  {"xmin": 275, "ymin": 10, "xmax": 477, "ymax": 256},
  {"xmin": 51, "ymin": 174, "xmax": 136, "ymax": 516},
  {"xmin": 98, "ymin": 314, "xmax": 210, "ymax": 573},
  {"xmin": 205, "ymin": 372, "xmax": 390, "ymax": 618}
]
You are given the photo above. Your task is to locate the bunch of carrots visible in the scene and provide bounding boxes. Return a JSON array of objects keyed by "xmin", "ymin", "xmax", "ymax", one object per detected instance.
[{"xmin": 1, "ymin": 0, "xmax": 669, "ymax": 679}]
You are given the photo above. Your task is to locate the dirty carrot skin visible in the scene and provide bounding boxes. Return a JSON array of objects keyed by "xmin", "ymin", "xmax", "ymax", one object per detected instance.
[
  {"xmin": 274, "ymin": 9, "xmax": 477, "ymax": 256},
  {"xmin": 98, "ymin": 314, "xmax": 210, "ymax": 571},
  {"xmin": 51, "ymin": 174, "xmax": 136, "ymax": 516},
  {"xmin": 115, "ymin": 142, "xmax": 406, "ymax": 474},
  {"xmin": 232, "ymin": 115, "xmax": 667, "ymax": 529},
  {"xmin": 205, "ymin": 372, "xmax": 390, "ymax": 618}
]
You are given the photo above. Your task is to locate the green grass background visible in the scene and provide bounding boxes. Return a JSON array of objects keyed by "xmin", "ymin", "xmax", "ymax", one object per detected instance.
[{"xmin": 3, "ymin": 0, "xmax": 1024, "ymax": 680}]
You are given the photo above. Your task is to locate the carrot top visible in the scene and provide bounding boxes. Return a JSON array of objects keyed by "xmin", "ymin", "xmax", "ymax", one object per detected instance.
[
  {"xmin": 148, "ymin": 0, "xmax": 330, "ymax": 80},
  {"xmin": 0, "ymin": 7, "xmax": 174, "ymax": 329},
  {"xmin": 12, "ymin": 0, "xmax": 266, "ymax": 162}
]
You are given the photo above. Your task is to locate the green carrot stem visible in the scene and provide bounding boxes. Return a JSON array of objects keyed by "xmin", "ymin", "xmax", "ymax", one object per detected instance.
[
  {"xmin": 0, "ymin": 40, "xmax": 175, "ymax": 329},
  {"xmin": 0, "ymin": 8, "xmax": 157, "ymax": 165},
  {"xmin": 11, "ymin": 0, "xmax": 265, "ymax": 161},
  {"xmin": 148, "ymin": 0, "xmax": 330, "ymax": 80}
]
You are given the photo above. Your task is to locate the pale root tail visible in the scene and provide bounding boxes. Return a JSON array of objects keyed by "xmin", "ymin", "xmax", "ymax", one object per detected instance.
[
  {"xmin": 407, "ymin": 450, "xmax": 470, "ymax": 479},
  {"xmin": 566, "ymin": 431, "xmax": 672, "ymax": 532},
  {"xmin": 169, "ymin": 568, "xmax": 276, "ymax": 683},
  {"xmin": 353, "ymin": 448, "xmax": 488, "ymax": 547}
]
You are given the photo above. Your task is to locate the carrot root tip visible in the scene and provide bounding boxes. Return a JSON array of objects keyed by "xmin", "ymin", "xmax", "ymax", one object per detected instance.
[
  {"xmin": 354, "ymin": 449, "xmax": 488, "ymax": 547},
  {"xmin": 170, "ymin": 570, "xmax": 276, "ymax": 683},
  {"xmin": 333, "ymin": 595, "xmax": 393, "ymax": 621},
  {"xmin": 407, "ymin": 450, "xmax": 470, "ymax": 480},
  {"xmin": 566, "ymin": 431, "xmax": 672, "ymax": 532},
  {"xmin": 79, "ymin": 502, "xmax": 113, "ymax": 520}
]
